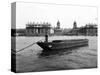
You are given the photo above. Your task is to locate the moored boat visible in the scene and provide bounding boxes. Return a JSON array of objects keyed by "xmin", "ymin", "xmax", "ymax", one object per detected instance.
[{"xmin": 37, "ymin": 35, "xmax": 89, "ymax": 51}]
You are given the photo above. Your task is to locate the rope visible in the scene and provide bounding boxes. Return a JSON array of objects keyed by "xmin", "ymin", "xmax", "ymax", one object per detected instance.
[
  {"xmin": 11, "ymin": 49, "xmax": 16, "ymax": 54},
  {"xmin": 16, "ymin": 42, "xmax": 36, "ymax": 53},
  {"xmin": 11, "ymin": 40, "xmax": 43, "ymax": 54}
]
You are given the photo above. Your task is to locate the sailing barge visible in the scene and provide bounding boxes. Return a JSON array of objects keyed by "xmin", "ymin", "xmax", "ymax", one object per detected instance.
[{"xmin": 37, "ymin": 35, "xmax": 88, "ymax": 51}]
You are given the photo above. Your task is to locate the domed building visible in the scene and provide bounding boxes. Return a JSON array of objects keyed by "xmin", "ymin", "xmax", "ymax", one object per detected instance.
[{"xmin": 54, "ymin": 20, "xmax": 63, "ymax": 35}]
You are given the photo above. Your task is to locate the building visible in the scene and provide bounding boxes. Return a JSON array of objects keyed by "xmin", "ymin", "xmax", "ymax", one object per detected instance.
[
  {"xmin": 11, "ymin": 29, "xmax": 26, "ymax": 36},
  {"xmin": 73, "ymin": 21, "xmax": 77, "ymax": 29},
  {"xmin": 56, "ymin": 20, "xmax": 60, "ymax": 29},
  {"xmin": 67, "ymin": 22, "xmax": 98, "ymax": 36},
  {"xmin": 26, "ymin": 22, "xmax": 51, "ymax": 36},
  {"xmin": 67, "ymin": 21, "xmax": 80, "ymax": 35},
  {"xmin": 54, "ymin": 20, "xmax": 62, "ymax": 35},
  {"xmin": 84, "ymin": 24, "xmax": 97, "ymax": 36},
  {"xmin": 16, "ymin": 29, "xmax": 26, "ymax": 36}
]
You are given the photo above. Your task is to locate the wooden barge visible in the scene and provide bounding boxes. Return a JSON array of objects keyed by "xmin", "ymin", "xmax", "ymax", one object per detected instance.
[{"xmin": 37, "ymin": 35, "xmax": 88, "ymax": 51}]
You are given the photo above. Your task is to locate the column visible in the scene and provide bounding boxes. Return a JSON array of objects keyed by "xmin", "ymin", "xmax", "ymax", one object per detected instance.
[
  {"xmin": 34, "ymin": 28, "xmax": 35, "ymax": 34},
  {"xmin": 40, "ymin": 28, "xmax": 41, "ymax": 34},
  {"xmin": 36, "ymin": 28, "xmax": 38, "ymax": 34},
  {"xmin": 38, "ymin": 28, "xmax": 39, "ymax": 34},
  {"xmin": 44, "ymin": 28, "xmax": 45, "ymax": 34}
]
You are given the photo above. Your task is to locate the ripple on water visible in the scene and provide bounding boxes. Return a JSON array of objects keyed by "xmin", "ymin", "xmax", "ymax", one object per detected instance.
[{"xmin": 14, "ymin": 36, "xmax": 97, "ymax": 72}]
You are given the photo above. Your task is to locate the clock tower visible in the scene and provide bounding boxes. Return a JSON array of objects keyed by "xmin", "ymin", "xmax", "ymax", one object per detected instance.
[{"xmin": 57, "ymin": 20, "xmax": 60, "ymax": 29}]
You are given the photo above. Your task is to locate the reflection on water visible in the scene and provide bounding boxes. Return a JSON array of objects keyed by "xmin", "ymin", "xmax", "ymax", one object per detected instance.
[
  {"xmin": 39, "ymin": 45, "xmax": 88, "ymax": 58},
  {"xmin": 14, "ymin": 36, "xmax": 97, "ymax": 72}
]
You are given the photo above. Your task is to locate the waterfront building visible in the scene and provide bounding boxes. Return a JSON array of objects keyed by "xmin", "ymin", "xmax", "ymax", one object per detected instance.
[
  {"xmin": 73, "ymin": 21, "xmax": 77, "ymax": 29},
  {"xmin": 85, "ymin": 24, "xmax": 97, "ymax": 36},
  {"xmin": 67, "ymin": 21, "xmax": 79, "ymax": 35},
  {"xmin": 66, "ymin": 22, "xmax": 97, "ymax": 36},
  {"xmin": 54, "ymin": 20, "xmax": 62, "ymax": 35},
  {"xmin": 26, "ymin": 22, "xmax": 51, "ymax": 36},
  {"xmin": 11, "ymin": 29, "xmax": 26, "ymax": 36}
]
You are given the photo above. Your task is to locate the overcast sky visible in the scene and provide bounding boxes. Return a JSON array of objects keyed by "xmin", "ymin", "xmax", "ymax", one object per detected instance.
[{"xmin": 16, "ymin": 2, "xmax": 98, "ymax": 29}]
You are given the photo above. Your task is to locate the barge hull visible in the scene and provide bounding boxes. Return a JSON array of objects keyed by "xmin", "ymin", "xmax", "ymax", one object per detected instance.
[{"xmin": 37, "ymin": 39, "xmax": 88, "ymax": 51}]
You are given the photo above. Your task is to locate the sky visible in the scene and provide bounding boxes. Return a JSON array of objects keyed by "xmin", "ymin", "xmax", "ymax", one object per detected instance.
[{"xmin": 15, "ymin": 2, "xmax": 98, "ymax": 29}]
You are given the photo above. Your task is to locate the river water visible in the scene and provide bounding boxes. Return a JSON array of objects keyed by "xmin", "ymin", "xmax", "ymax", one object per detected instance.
[{"xmin": 14, "ymin": 36, "xmax": 97, "ymax": 72}]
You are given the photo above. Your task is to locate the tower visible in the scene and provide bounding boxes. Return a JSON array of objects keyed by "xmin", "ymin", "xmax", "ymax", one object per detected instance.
[
  {"xmin": 73, "ymin": 21, "xmax": 77, "ymax": 29},
  {"xmin": 57, "ymin": 20, "xmax": 60, "ymax": 29}
]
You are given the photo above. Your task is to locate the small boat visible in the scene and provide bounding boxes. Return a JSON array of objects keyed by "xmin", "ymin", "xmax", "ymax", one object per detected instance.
[{"xmin": 37, "ymin": 35, "xmax": 89, "ymax": 51}]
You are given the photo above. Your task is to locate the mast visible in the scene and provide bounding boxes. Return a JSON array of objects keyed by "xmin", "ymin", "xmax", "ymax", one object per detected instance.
[
  {"xmin": 45, "ymin": 27, "xmax": 48, "ymax": 42},
  {"xmin": 45, "ymin": 34, "xmax": 48, "ymax": 42}
]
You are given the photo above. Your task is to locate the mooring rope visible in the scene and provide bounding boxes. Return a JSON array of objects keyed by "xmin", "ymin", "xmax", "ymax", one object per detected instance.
[{"xmin": 11, "ymin": 40, "xmax": 43, "ymax": 54}]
